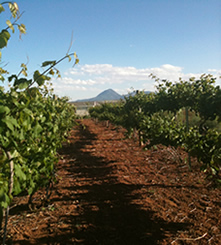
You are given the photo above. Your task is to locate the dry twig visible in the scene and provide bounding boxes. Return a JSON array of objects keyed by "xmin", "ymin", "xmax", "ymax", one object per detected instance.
[{"xmin": 171, "ymin": 232, "xmax": 207, "ymax": 244}]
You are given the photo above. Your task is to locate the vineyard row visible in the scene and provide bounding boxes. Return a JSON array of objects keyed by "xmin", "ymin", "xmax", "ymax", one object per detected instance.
[{"xmin": 89, "ymin": 75, "xmax": 221, "ymax": 185}]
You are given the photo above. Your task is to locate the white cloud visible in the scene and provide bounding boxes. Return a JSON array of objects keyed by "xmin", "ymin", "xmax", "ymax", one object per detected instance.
[
  {"xmin": 62, "ymin": 77, "xmax": 97, "ymax": 86},
  {"xmin": 52, "ymin": 64, "xmax": 221, "ymax": 100},
  {"xmin": 65, "ymin": 64, "xmax": 190, "ymax": 83},
  {"xmin": 208, "ymin": 69, "xmax": 221, "ymax": 74}
]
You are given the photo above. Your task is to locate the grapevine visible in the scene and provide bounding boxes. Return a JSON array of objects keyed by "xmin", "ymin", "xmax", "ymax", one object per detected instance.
[
  {"xmin": 0, "ymin": 2, "xmax": 78, "ymax": 242},
  {"xmin": 89, "ymin": 76, "xmax": 221, "ymax": 185}
]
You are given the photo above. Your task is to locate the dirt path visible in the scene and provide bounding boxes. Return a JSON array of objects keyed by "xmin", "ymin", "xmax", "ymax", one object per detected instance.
[{"xmin": 4, "ymin": 119, "xmax": 221, "ymax": 244}]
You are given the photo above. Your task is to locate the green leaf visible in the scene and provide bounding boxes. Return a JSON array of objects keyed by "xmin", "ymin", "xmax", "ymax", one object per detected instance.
[
  {"xmin": 21, "ymin": 69, "xmax": 28, "ymax": 76},
  {"xmin": 13, "ymin": 181, "xmax": 21, "ymax": 195},
  {"xmin": 74, "ymin": 58, "xmax": 79, "ymax": 65},
  {"xmin": 2, "ymin": 117, "xmax": 14, "ymax": 131},
  {"xmin": 0, "ymin": 192, "xmax": 10, "ymax": 208},
  {"xmin": 14, "ymin": 78, "xmax": 32, "ymax": 89},
  {"xmin": 0, "ymin": 105, "xmax": 10, "ymax": 114},
  {"xmin": 53, "ymin": 124, "xmax": 59, "ymax": 133},
  {"xmin": 14, "ymin": 164, "xmax": 26, "ymax": 181},
  {"xmin": 8, "ymin": 74, "xmax": 17, "ymax": 82},
  {"xmin": 23, "ymin": 108, "xmax": 33, "ymax": 116},
  {"xmin": 6, "ymin": 20, "xmax": 15, "ymax": 33},
  {"xmin": 18, "ymin": 24, "xmax": 26, "ymax": 35},
  {"xmin": 67, "ymin": 55, "xmax": 71, "ymax": 62},
  {"xmin": 0, "ymin": 30, "xmax": 10, "ymax": 48},
  {"xmin": 28, "ymin": 179, "xmax": 36, "ymax": 195},
  {"xmin": 49, "ymin": 69, "xmax": 55, "ymax": 75},
  {"xmin": 20, "ymin": 63, "xmax": 28, "ymax": 76},
  {"xmin": 0, "ymin": 75, "xmax": 5, "ymax": 82},
  {"xmin": 33, "ymin": 70, "xmax": 41, "ymax": 80},
  {"xmin": 21, "ymin": 63, "xmax": 27, "ymax": 69},
  {"xmin": 0, "ymin": 4, "xmax": 5, "ymax": 13},
  {"xmin": 73, "ymin": 53, "xmax": 79, "ymax": 66},
  {"xmin": 2, "ymin": 116, "xmax": 20, "ymax": 131},
  {"xmin": 8, "ymin": 2, "xmax": 17, "ymax": 18},
  {"xmin": 13, "ymin": 2, "xmax": 19, "ymax": 12},
  {"xmin": 33, "ymin": 70, "xmax": 50, "ymax": 86},
  {"xmin": 42, "ymin": 60, "xmax": 56, "ymax": 67},
  {"xmin": 2, "ymin": 30, "xmax": 10, "ymax": 40},
  {"xmin": 33, "ymin": 123, "xmax": 43, "ymax": 137},
  {"xmin": 10, "ymin": 149, "xmax": 20, "ymax": 159}
]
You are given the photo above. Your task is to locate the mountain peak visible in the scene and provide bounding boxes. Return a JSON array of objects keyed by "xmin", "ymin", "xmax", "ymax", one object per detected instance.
[{"xmin": 74, "ymin": 89, "xmax": 123, "ymax": 102}]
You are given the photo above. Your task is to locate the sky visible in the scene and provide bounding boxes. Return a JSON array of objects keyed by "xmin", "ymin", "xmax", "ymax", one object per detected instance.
[{"xmin": 1, "ymin": 0, "xmax": 221, "ymax": 100}]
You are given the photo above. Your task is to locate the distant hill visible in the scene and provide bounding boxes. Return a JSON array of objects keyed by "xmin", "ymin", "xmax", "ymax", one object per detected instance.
[
  {"xmin": 74, "ymin": 89, "xmax": 124, "ymax": 102},
  {"xmin": 73, "ymin": 89, "xmax": 152, "ymax": 103}
]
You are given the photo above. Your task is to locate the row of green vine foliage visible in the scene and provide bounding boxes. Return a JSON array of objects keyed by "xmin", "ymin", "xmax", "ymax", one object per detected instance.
[
  {"xmin": 89, "ymin": 75, "xmax": 221, "ymax": 185},
  {"xmin": 0, "ymin": 2, "xmax": 78, "ymax": 235}
]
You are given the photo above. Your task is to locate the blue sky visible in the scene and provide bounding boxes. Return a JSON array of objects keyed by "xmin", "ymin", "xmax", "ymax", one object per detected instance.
[{"xmin": 1, "ymin": 0, "xmax": 221, "ymax": 100}]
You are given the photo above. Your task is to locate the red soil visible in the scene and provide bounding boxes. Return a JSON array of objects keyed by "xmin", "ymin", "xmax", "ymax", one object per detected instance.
[{"xmin": 2, "ymin": 119, "xmax": 221, "ymax": 244}]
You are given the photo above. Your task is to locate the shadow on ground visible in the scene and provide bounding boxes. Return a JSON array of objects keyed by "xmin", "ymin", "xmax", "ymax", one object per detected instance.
[{"xmin": 14, "ymin": 122, "xmax": 190, "ymax": 245}]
